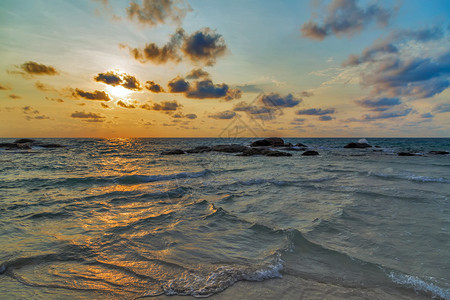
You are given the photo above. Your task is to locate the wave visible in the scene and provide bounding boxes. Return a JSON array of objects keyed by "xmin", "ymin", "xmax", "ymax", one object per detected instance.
[
  {"xmin": 369, "ymin": 172, "xmax": 450, "ymax": 183},
  {"xmin": 388, "ymin": 272, "xmax": 450, "ymax": 300}
]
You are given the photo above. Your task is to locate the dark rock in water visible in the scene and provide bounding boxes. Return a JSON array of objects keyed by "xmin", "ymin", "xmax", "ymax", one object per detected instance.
[
  {"xmin": 39, "ymin": 143, "xmax": 65, "ymax": 148},
  {"xmin": 428, "ymin": 151, "xmax": 449, "ymax": 155},
  {"xmin": 295, "ymin": 143, "xmax": 308, "ymax": 147},
  {"xmin": 398, "ymin": 152, "xmax": 416, "ymax": 156},
  {"xmin": 250, "ymin": 137, "xmax": 285, "ymax": 147},
  {"xmin": 239, "ymin": 148, "xmax": 263, "ymax": 156},
  {"xmin": 285, "ymin": 142, "xmax": 293, "ymax": 147},
  {"xmin": 186, "ymin": 146, "xmax": 212, "ymax": 153},
  {"xmin": 261, "ymin": 150, "xmax": 292, "ymax": 157},
  {"xmin": 302, "ymin": 150, "xmax": 319, "ymax": 156},
  {"xmin": 161, "ymin": 149, "xmax": 185, "ymax": 155},
  {"xmin": 211, "ymin": 144, "xmax": 248, "ymax": 153},
  {"xmin": 14, "ymin": 138, "xmax": 35, "ymax": 144},
  {"xmin": 344, "ymin": 142, "xmax": 372, "ymax": 149},
  {"xmin": 0, "ymin": 143, "xmax": 19, "ymax": 149}
]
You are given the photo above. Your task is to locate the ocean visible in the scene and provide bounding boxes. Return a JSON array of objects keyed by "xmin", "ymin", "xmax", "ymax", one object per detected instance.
[{"xmin": 0, "ymin": 138, "xmax": 449, "ymax": 299}]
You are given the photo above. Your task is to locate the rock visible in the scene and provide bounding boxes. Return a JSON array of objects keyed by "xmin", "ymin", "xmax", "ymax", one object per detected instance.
[
  {"xmin": 211, "ymin": 144, "xmax": 249, "ymax": 153},
  {"xmin": 39, "ymin": 144, "xmax": 65, "ymax": 148},
  {"xmin": 261, "ymin": 150, "xmax": 292, "ymax": 157},
  {"xmin": 302, "ymin": 150, "xmax": 319, "ymax": 156},
  {"xmin": 295, "ymin": 143, "xmax": 308, "ymax": 147},
  {"xmin": 250, "ymin": 137, "xmax": 285, "ymax": 147},
  {"xmin": 14, "ymin": 138, "xmax": 35, "ymax": 144},
  {"xmin": 0, "ymin": 143, "xmax": 19, "ymax": 149},
  {"xmin": 239, "ymin": 148, "xmax": 263, "ymax": 156},
  {"xmin": 428, "ymin": 151, "xmax": 449, "ymax": 155},
  {"xmin": 344, "ymin": 142, "xmax": 372, "ymax": 149},
  {"xmin": 161, "ymin": 149, "xmax": 185, "ymax": 155},
  {"xmin": 398, "ymin": 152, "xmax": 416, "ymax": 156},
  {"xmin": 186, "ymin": 146, "xmax": 212, "ymax": 153},
  {"xmin": 285, "ymin": 142, "xmax": 293, "ymax": 147}
]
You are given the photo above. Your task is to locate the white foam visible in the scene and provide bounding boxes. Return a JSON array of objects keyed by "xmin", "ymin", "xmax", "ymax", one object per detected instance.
[
  {"xmin": 358, "ymin": 138, "xmax": 368, "ymax": 144},
  {"xmin": 389, "ymin": 272, "xmax": 450, "ymax": 299}
]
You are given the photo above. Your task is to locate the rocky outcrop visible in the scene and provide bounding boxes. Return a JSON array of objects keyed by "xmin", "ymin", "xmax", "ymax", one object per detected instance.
[
  {"xmin": 398, "ymin": 152, "xmax": 417, "ymax": 156},
  {"xmin": 428, "ymin": 151, "xmax": 449, "ymax": 155},
  {"xmin": 302, "ymin": 151, "xmax": 319, "ymax": 156},
  {"xmin": 210, "ymin": 144, "xmax": 249, "ymax": 153},
  {"xmin": 0, "ymin": 139, "xmax": 65, "ymax": 150},
  {"xmin": 161, "ymin": 149, "xmax": 185, "ymax": 155},
  {"xmin": 344, "ymin": 142, "xmax": 372, "ymax": 149},
  {"xmin": 295, "ymin": 143, "xmax": 308, "ymax": 147},
  {"xmin": 250, "ymin": 137, "xmax": 285, "ymax": 147},
  {"xmin": 239, "ymin": 148, "xmax": 292, "ymax": 156}
]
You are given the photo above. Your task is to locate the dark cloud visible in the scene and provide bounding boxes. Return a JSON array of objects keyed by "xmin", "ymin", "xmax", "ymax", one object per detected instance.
[
  {"xmin": 168, "ymin": 76, "xmax": 241, "ymax": 100},
  {"xmin": 356, "ymin": 97, "xmax": 401, "ymax": 111},
  {"xmin": 23, "ymin": 106, "xmax": 39, "ymax": 114},
  {"xmin": 420, "ymin": 113, "xmax": 433, "ymax": 119},
  {"xmin": 94, "ymin": 71, "xmax": 142, "ymax": 90},
  {"xmin": 168, "ymin": 76, "xmax": 190, "ymax": 92},
  {"xmin": 127, "ymin": 29, "xmax": 184, "ymax": 64},
  {"xmin": 126, "ymin": 0, "xmax": 191, "ymax": 27},
  {"xmin": 296, "ymin": 108, "xmax": 335, "ymax": 115},
  {"xmin": 0, "ymin": 84, "xmax": 12, "ymax": 90},
  {"xmin": 116, "ymin": 100, "xmax": 136, "ymax": 109},
  {"xmin": 35, "ymin": 81, "xmax": 56, "ymax": 92},
  {"xmin": 360, "ymin": 52, "xmax": 450, "ymax": 99},
  {"xmin": 101, "ymin": 103, "xmax": 110, "ymax": 109},
  {"xmin": 16, "ymin": 61, "xmax": 59, "ymax": 76},
  {"xmin": 433, "ymin": 103, "xmax": 450, "ymax": 113},
  {"xmin": 208, "ymin": 110, "xmax": 236, "ymax": 120},
  {"xmin": 319, "ymin": 115, "xmax": 333, "ymax": 121},
  {"xmin": 145, "ymin": 81, "xmax": 164, "ymax": 93},
  {"xmin": 301, "ymin": 0, "xmax": 392, "ymax": 40},
  {"xmin": 73, "ymin": 89, "xmax": 111, "ymax": 101},
  {"xmin": 172, "ymin": 113, "xmax": 197, "ymax": 119},
  {"xmin": 186, "ymin": 68, "xmax": 210, "ymax": 79},
  {"xmin": 181, "ymin": 28, "xmax": 227, "ymax": 66},
  {"xmin": 257, "ymin": 93, "xmax": 301, "ymax": 108},
  {"xmin": 126, "ymin": 27, "xmax": 226, "ymax": 66},
  {"xmin": 45, "ymin": 97, "xmax": 64, "ymax": 103},
  {"xmin": 233, "ymin": 101, "xmax": 278, "ymax": 120},
  {"xmin": 362, "ymin": 108, "xmax": 413, "ymax": 121},
  {"xmin": 343, "ymin": 27, "xmax": 445, "ymax": 66},
  {"xmin": 141, "ymin": 100, "xmax": 182, "ymax": 111},
  {"xmin": 8, "ymin": 94, "xmax": 21, "ymax": 99},
  {"xmin": 71, "ymin": 111, "xmax": 105, "ymax": 122}
]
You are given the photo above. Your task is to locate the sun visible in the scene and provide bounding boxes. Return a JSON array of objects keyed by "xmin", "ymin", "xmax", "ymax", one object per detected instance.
[{"xmin": 107, "ymin": 85, "xmax": 132, "ymax": 98}]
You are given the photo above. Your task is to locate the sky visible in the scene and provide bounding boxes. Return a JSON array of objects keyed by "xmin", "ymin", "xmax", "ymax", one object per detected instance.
[{"xmin": 0, "ymin": 0, "xmax": 449, "ymax": 138}]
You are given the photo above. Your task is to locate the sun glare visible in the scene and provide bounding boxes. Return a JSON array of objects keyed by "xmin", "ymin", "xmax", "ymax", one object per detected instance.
[{"xmin": 107, "ymin": 85, "xmax": 132, "ymax": 98}]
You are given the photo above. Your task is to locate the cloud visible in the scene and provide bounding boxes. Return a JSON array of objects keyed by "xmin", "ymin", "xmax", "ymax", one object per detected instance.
[
  {"xmin": 45, "ymin": 97, "xmax": 64, "ymax": 103},
  {"xmin": 8, "ymin": 94, "xmax": 21, "ymax": 99},
  {"xmin": 208, "ymin": 110, "xmax": 236, "ymax": 119},
  {"xmin": 356, "ymin": 97, "xmax": 401, "ymax": 111},
  {"xmin": 94, "ymin": 71, "xmax": 142, "ymax": 90},
  {"xmin": 126, "ymin": 27, "xmax": 227, "ymax": 66},
  {"xmin": 233, "ymin": 101, "xmax": 278, "ymax": 120},
  {"xmin": 172, "ymin": 112, "xmax": 197, "ymax": 119},
  {"xmin": 71, "ymin": 111, "xmax": 105, "ymax": 122},
  {"xmin": 73, "ymin": 89, "xmax": 111, "ymax": 101},
  {"xmin": 319, "ymin": 115, "xmax": 333, "ymax": 121},
  {"xmin": 420, "ymin": 113, "xmax": 433, "ymax": 118},
  {"xmin": 300, "ymin": 91, "xmax": 314, "ymax": 97},
  {"xmin": 235, "ymin": 84, "xmax": 264, "ymax": 93},
  {"xmin": 140, "ymin": 100, "xmax": 182, "ymax": 111},
  {"xmin": 12, "ymin": 61, "xmax": 59, "ymax": 77},
  {"xmin": 257, "ymin": 93, "xmax": 301, "ymax": 108},
  {"xmin": 433, "ymin": 103, "xmax": 450, "ymax": 113},
  {"xmin": 296, "ymin": 108, "xmax": 335, "ymax": 115},
  {"xmin": 181, "ymin": 28, "xmax": 227, "ymax": 66},
  {"xmin": 301, "ymin": 0, "xmax": 392, "ymax": 40},
  {"xmin": 186, "ymin": 68, "xmax": 210, "ymax": 79},
  {"xmin": 22, "ymin": 106, "xmax": 51, "ymax": 120},
  {"xmin": 126, "ymin": 0, "xmax": 191, "ymax": 27},
  {"xmin": 101, "ymin": 103, "xmax": 110, "ymax": 109},
  {"xmin": 362, "ymin": 108, "xmax": 413, "ymax": 121},
  {"xmin": 145, "ymin": 81, "xmax": 165, "ymax": 93},
  {"xmin": 167, "ymin": 76, "xmax": 190, "ymax": 92},
  {"xmin": 127, "ymin": 28, "xmax": 184, "ymax": 64},
  {"xmin": 116, "ymin": 100, "xmax": 136, "ymax": 109},
  {"xmin": 168, "ymin": 76, "xmax": 241, "ymax": 100},
  {"xmin": 0, "ymin": 84, "xmax": 12, "ymax": 90},
  {"xmin": 343, "ymin": 27, "xmax": 445, "ymax": 66},
  {"xmin": 35, "ymin": 81, "xmax": 56, "ymax": 92}
]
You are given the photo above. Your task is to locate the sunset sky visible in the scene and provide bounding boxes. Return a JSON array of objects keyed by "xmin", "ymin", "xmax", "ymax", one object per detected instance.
[{"xmin": 1, "ymin": 0, "xmax": 449, "ymax": 138}]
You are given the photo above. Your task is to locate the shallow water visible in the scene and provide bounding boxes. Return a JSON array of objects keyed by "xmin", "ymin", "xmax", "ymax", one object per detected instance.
[{"xmin": 0, "ymin": 138, "xmax": 449, "ymax": 299}]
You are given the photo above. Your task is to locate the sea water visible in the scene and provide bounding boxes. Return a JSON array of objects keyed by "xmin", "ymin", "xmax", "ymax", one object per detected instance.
[{"xmin": 0, "ymin": 138, "xmax": 449, "ymax": 299}]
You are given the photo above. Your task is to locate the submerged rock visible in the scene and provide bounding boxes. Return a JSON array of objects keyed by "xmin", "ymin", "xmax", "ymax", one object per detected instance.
[
  {"xmin": 250, "ymin": 137, "xmax": 285, "ymax": 147},
  {"xmin": 161, "ymin": 149, "xmax": 185, "ymax": 155},
  {"xmin": 239, "ymin": 148, "xmax": 292, "ymax": 157},
  {"xmin": 302, "ymin": 150, "xmax": 319, "ymax": 156},
  {"xmin": 0, "ymin": 139, "xmax": 65, "ymax": 150},
  {"xmin": 344, "ymin": 142, "xmax": 372, "ymax": 149},
  {"xmin": 428, "ymin": 151, "xmax": 449, "ymax": 155},
  {"xmin": 186, "ymin": 146, "xmax": 212, "ymax": 153},
  {"xmin": 295, "ymin": 143, "xmax": 308, "ymax": 147},
  {"xmin": 210, "ymin": 144, "xmax": 249, "ymax": 153},
  {"xmin": 14, "ymin": 138, "xmax": 35, "ymax": 144},
  {"xmin": 398, "ymin": 152, "xmax": 416, "ymax": 156}
]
